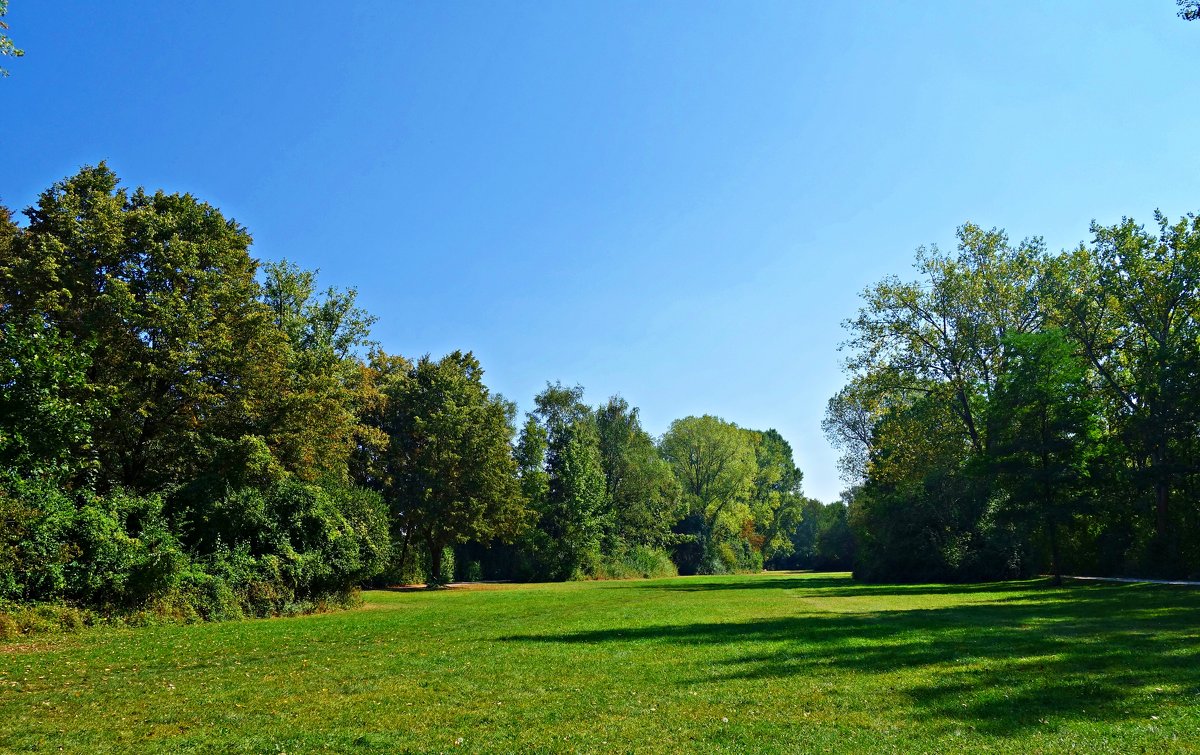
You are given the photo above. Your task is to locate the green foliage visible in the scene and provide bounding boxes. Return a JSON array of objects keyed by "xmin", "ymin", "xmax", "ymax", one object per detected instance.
[
  {"xmin": 592, "ymin": 545, "xmax": 678, "ymax": 580},
  {"xmin": 0, "ymin": 476, "xmax": 187, "ymax": 608},
  {"xmin": 0, "ymin": 315, "xmax": 101, "ymax": 481},
  {"xmin": 371, "ymin": 351, "xmax": 530, "ymax": 585},
  {"xmin": 0, "ymin": 0, "xmax": 22, "ymax": 77},
  {"xmin": 594, "ymin": 396, "xmax": 683, "ymax": 549},
  {"xmin": 182, "ymin": 479, "xmax": 391, "ymax": 601},
  {"xmin": 660, "ymin": 415, "xmax": 757, "ymax": 574},
  {"xmin": 832, "ymin": 212, "xmax": 1200, "ymax": 581}
]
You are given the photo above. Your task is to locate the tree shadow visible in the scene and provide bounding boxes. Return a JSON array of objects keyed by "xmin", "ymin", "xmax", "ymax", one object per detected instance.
[
  {"xmin": 635, "ymin": 573, "xmax": 1051, "ymax": 599},
  {"xmin": 501, "ymin": 582, "xmax": 1200, "ymax": 735}
]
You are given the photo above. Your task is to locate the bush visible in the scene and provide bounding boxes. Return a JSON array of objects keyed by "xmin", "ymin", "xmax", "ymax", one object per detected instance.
[
  {"xmin": 0, "ymin": 476, "xmax": 188, "ymax": 609},
  {"xmin": 0, "ymin": 612, "xmax": 18, "ymax": 640},
  {"xmin": 178, "ymin": 479, "xmax": 390, "ymax": 606},
  {"xmin": 0, "ymin": 474, "xmax": 389, "ymax": 633},
  {"xmin": 594, "ymin": 545, "xmax": 678, "ymax": 580}
]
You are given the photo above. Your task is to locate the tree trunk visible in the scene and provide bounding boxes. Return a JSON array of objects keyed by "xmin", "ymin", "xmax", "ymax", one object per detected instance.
[
  {"xmin": 1049, "ymin": 521, "xmax": 1062, "ymax": 587},
  {"xmin": 427, "ymin": 539, "xmax": 443, "ymax": 588},
  {"xmin": 396, "ymin": 527, "xmax": 414, "ymax": 583},
  {"xmin": 1150, "ymin": 440, "xmax": 1175, "ymax": 572}
]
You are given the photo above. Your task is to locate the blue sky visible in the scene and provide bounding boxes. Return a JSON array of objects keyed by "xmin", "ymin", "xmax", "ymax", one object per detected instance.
[{"xmin": 3, "ymin": 1, "xmax": 1198, "ymax": 502}]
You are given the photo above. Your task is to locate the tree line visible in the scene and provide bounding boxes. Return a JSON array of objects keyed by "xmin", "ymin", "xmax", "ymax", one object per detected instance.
[
  {"xmin": 826, "ymin": 215, "xmax": 1200, "ymax": 582},
  {"xmin": 0, "ymin": 165, "xmax": 847, "ymax": 623}
]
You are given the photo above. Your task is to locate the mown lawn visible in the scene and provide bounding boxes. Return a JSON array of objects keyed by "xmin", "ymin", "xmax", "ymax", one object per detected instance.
[{"xmin": 2, "ymin": 572, "xmax": 1199, "ymax": 753}]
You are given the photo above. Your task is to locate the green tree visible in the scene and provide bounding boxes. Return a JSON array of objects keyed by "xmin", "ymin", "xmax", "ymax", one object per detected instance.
[
  {"xmin": 746, "ymin": 429, "xmax": 805, "ymax": 564},
  {"xmin": 833, "ymin": 224, "xmax": 1046, "ymax": 581},
  {"xmin": 659, "ymin": 415, "xmax": 757, "ymax": 573},
  {"xmin": 594, "ymin": 396, "xmax": 682, "ymax": 549},
  {"xmin": 0, "ymin": 164, "xmax": 286, "ymax": 492},
  {"xmin": 258, "ymin": 260, "xmax": 377, "ymax": 482},
  {"xmin": 989, "ymin": 330, "xmax": 1102, "ymax": 583},
  {"xmin": 845, "ymin": 224, "xmax": 1044, "ymax": 457},
  {"xmin": 813, "ymin": 499, "xmax": 856, "ymax": 570},
  {"xmin": 376, "ymin": 351, "xmax": 529, "ymax": 585},
  {"xmin": 1045, "ymin": 213, "xmax": 1200, "ymax": 568},
  {"xmin": 522, "ymin": 383, "xmax": 607, "ymax": 579}
]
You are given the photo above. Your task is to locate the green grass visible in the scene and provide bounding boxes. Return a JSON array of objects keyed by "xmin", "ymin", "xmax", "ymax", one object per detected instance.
[{"xmin": 2, "ymin": 572, "xmax": 1199, "ymax": 753}]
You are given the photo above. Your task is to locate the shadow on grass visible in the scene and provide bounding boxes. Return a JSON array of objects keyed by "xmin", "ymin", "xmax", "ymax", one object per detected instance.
[
  {"xmin": 636, "ymin": 575, "xmax": 1051, "ymax": 598},
  {"xmin": 502, "ymin": 581, "xmax": 1200, "ymax": 735}
]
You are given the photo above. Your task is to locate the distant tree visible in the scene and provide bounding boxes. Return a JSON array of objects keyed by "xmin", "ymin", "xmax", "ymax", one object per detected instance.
[
  {"xmin": 1179, "ymin": 1, "xmax": 1200, "ymax": 21},
  {"xmin": 0, "ymin": 1, "xmax": 23, "ymax": 77},
  {"xmin": 523, "ymin": 383, "xmax": 607, "ymax": 579},
  {"xmin": 659, "ymin": 415, "xmax": 757, "ymax": 573},
  {"xmin": 746, "ymin": 429, "xmax": 805, "ymax": 564},
  {"xmin": 812, "ymin": 500, "xmax": 856, "ymax": 570},
  {"xmin": 376, "ymin": 351, "xmax": 530, "ymax": 585},
  {"xmin": 594, "ymin": 396, "xmax": 682, "ymax": 549}
]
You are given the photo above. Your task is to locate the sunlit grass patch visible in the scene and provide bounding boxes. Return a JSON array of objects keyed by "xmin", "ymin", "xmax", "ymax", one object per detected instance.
[{"xmin": 2, "ymin": 571, "xmax": 1198, "ymax": 753}]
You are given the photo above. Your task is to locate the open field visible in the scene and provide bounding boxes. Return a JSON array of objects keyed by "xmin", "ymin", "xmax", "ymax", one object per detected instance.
[{"xmin": 2, "ymin": 572, "xmax": 1199, "ymax": 753}]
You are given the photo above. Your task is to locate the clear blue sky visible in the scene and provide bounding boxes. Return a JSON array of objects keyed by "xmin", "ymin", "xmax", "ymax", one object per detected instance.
[{"xmin": 2, "ymin": 1, "xmax": 1198, "ymax": 502}]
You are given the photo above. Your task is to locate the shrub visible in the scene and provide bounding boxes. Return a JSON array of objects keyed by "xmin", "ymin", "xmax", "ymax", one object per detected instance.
[
  {"xmin": 0, "ymin": 476, "xmax": 188, "ymax": 608},
  {"xmin": 594, "ymin": 545, "xmax": 678, "ymax": 580},
  {"xmin": 0, "ymin": 612, "xmax": 19, "ymax": 640}
]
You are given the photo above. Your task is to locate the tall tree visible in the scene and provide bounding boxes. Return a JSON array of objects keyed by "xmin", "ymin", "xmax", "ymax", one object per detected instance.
[
  {"xmin": 1045, "ymin": 213, "xmax": 1200, "ymax": 567},
  {"xmin": 594, "ymin": 396, "xmax": 682, "ymax": 549},
  {"xmin": 845, "ymin": 224, "xmax": 1044, "ymax": 457},
  {"xmin": 659, "ymin": 415, "xmax": 757, "ymax": 573},
  {"xmin": 257, "ymin": 260, "xmax": 377, "ymax": 482},
  {"xmin": 989, "ymin": 330, "xmax": 1102, "ymax": 583},
  {"xmin": 376, "ymin": 351, "xmax": 530, "ymax": 585},
  {"xmin": 0, "ymin": 164, "xmax": 286, "ymax": 492},
  {"xmin": 522, "ymin": 383, "xmax": 606, "ymax": 578}
]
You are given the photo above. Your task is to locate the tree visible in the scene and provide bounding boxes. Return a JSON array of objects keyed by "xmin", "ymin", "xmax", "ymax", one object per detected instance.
[
  {"xmin": 594, "ymin": 396, "xmax": 682, "ymax": 549},
  {"xmin": 746, "ymin": 429, "xmax": 805, "ymax": 564},
  {"xmin": 521, "ymin": 383, "xmax": 607, "ymax": 579},
  {"xmin": 257, "ymin": 260, "xmax": 377, "ymax": 482},
  {"xmin": 813, "ymin": 500, "xmax": 856, "ymax": 570},
  {"xmin": 659, "ymin": 415, "xmax": 757, "ymax": 573},
  {"xmin": 0, "ymin": 164, "xmax": 287, "ymax": 492},
  {"xmin": 376, "ymin": 351, "xmax": 530, "ymax": 585},
  {"xmin": 1044, "ymin": 213, "xmax": 1200, "ymax": 569},
  {"xmin": 832, "ymin": 224, "xmax": 1047, "ymax": 581},
  {"xmin": 1179, "ymin": 1, "xmax": 1199, "ymax": 21},
  {"xmin": 989, "ymin": 330, "xmax": 1102, "ymax": 583},
  {"xmin": 845, "ymin": 224, "xmax": 1044, "ymax": 458}
]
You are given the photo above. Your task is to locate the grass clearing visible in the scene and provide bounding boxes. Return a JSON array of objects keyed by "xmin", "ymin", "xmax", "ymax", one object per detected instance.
[{"xmin": 2, "ymin": 571, "xmax": 1199, "ymax": 753}]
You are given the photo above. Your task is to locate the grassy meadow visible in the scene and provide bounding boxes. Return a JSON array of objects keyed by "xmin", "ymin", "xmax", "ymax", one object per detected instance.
[{"xmin": 2, "ymin": 572, "xmax": 1198, "ymax": 753}]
